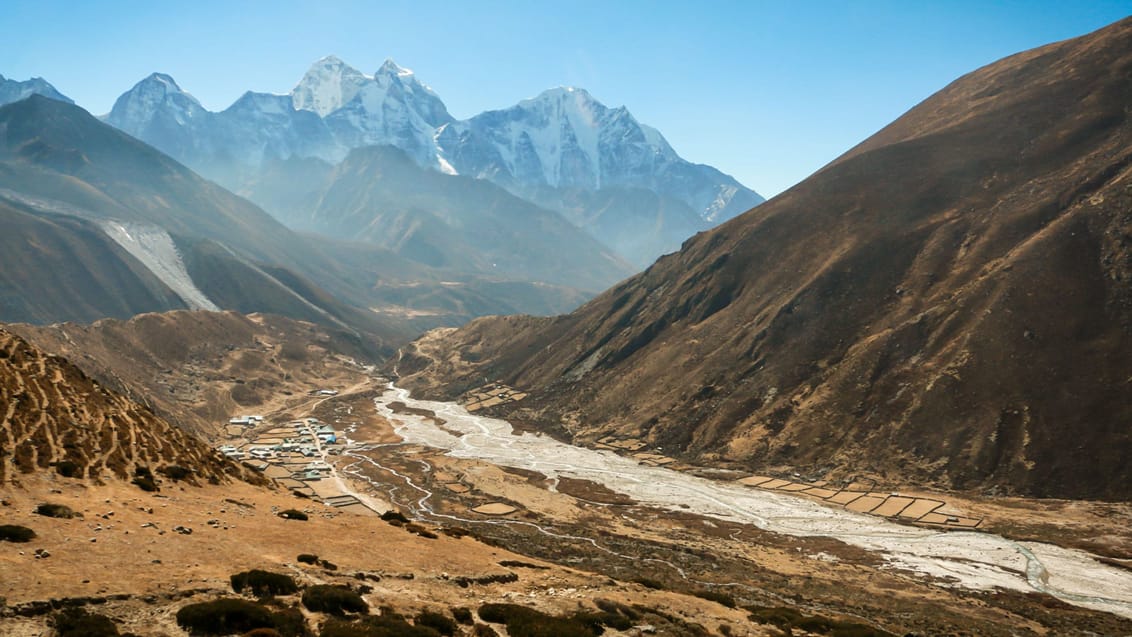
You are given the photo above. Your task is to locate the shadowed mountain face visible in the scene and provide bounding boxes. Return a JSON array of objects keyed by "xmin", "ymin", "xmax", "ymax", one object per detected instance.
[
  {"xmin": 278, "ymin": 145, "xmax": 634, "ymax": 291},
  {"xmin": 0, "ymin": 96, "xmax": 595, "ymax": 332},
  {"xmin": 397, "ymin": 18, "xmax": 1132, "ymax": 500}
]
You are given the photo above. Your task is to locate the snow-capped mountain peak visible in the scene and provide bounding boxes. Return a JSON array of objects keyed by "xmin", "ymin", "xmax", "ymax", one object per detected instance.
[
  {"xmin": 377, "ymin": 58, "xmax": 412, "ymax": 78},
  {"xmin": 0, "ymin": 74, "xmax": 75, "ymax": 108},
  {"xmin": 108, "ymin": 72, "xmax": 205, "ymax": 129},
  {"xmin": 291, "ymin": 55, "xmax": 370, "ymax": 116}
]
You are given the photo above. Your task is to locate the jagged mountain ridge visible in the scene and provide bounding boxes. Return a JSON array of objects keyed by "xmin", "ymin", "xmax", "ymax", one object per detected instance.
[
  {"xmin": 100, "ymin": 57, "xmax": 763, "ymax": 265},
  {"xmin": 395, "ymin": 17, "xmax": 1132, "ymax": 501},
  {"xmin": 0, "ymin": 73, "xmax": 73, "ymax": 108}
]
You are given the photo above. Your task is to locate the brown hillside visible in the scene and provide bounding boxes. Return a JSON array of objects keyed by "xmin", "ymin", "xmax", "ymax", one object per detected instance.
[
  {"xmin": 397, "ymin": 17, "xmax": 1132, "ymax": 500},
  {"xmin": 10, "ymin": 310, "xmax": 382, "ymax": 439},
  {"xmin": 0, "ymin": 326, "xmax": 246, "ymax": 486}
]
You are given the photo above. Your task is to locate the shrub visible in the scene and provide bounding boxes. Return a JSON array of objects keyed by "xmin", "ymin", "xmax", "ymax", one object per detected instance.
[
  {"xmin": 279, "ymin": 509, "xmax": 309, "ymax": 521},
  {"xmin": 0, "ymin": 524, "xmax": 36, "ymax": 543},
  {"xmin": 692, "ymin": 590, "xmax": 736, "ymax": 608},
  {"xmin": 34, "ymin": 502, "xmax": 76, "ymax": 518},
  {"xmin": 746, "ymin": 606, "xmax": 895, "ymax": 637},
  {"xmin": 231, "ymin": 570, "xmax": 300, "ymax": 597},
  {"xmin": 53, "ymin": 607, "xmax": 120, "ymax": 637},
  {"xmin": 404, "ymin": 524, "xmax": 438, "ymax": 539},
  {"xmin": 320, "ymin": 615, "xmax": 440, "ymax": 637},
  {"xmin": 298, "ymin": 554, "xmax": 320, "ymax": 565},
  {"xmin": 476, "ymin": 604, "xmax": 600, "ymax": 637},
  {"xmin": 301, "ymin": 585, "xmax": 368, "ymax": 615},
  {"xmin": 159, "ymin": 465, "xmax": 193, "ymax": 481},
  {"xmin": 415, "ymin": 610, "xmax": 457, "ymax": 636},
  {"xmin": 176, "ymin": 598, "xmax": 277, "ymax": 635},
  {"xmin": 451, "ymin": 607, "xmax": 473, "ymax": 625},
  {"xmin": 632, "ymin": 577, "xmax": 664, "ymax": 590},
  {"xmin": 133, "ymin": 466, "xmax": 159, "ymax": 492},
  {"xmin": 55, "ymin": 460, "xmax": 82, "ymax": 478},
  {"xmin": 380, "ymin": 510, "xmax": 409, "ymax": 524},
  {"xmin": 593, "ymin": 600, "xmax": 638, "ymax": 620},
  {"xmin": 472, "ymin": 625, "xmax": 498, "ymax": 637}
]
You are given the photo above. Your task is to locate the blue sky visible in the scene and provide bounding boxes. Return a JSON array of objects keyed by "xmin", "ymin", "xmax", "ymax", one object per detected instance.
[{"xmin": 3, "ymin": 1, "xmax": 1130, "ymax": 197}]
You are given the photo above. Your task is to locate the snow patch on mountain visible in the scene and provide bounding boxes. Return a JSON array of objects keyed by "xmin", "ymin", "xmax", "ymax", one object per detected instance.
[{"xmin": 100, "ymin": 221, "xmax": 219, "ymax": 311}]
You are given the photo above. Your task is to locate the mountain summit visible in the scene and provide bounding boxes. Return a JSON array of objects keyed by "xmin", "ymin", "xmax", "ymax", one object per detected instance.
[
  {"xmin": 102, "ymin": 56, "xmax": 763, "ymax": 266},
  {"xmin": 0, "ymin": 73, "xmax": 73, "ymax": 107}
]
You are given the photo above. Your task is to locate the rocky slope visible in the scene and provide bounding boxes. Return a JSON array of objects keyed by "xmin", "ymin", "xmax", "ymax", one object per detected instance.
[
  {"xmin": 396, "ymin": 17, "xmax": 1132, "ymax": 501},
  {"xmin": 9, "ymin": 310, "xmax": 382, "ymax": 438},
  {"xmin": 0, "ymin": 326, "xmax": 245, "ymax": 486}
]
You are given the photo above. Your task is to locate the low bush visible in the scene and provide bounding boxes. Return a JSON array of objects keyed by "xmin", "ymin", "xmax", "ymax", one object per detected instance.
[
  {"xmin": 279, "ymin": 509, "xmax": 309, "ymax": 521},
  {"xmin": 632, "ymin": 577, "xmax": 664, "ymax": 590},
  {"xmin": 476, "ymin": 603, "xmax": 607, "ymax": 637},
  {"xmin": 34, "ymin": 502, "xmax": 76, "ymax": 518},
  {"xmin": 175, "ymin": 598, "xmax": 276, "ymax": 635},
  {"xmin": 133, "ymin": 466, "xmax": 159, "ymax": 492},
  {"xmin": 55, "ymin": 460, "xmax": 82, "ymax": 478},
  {"xmin": 159, "ymin": 465, "xmax": 193, "ymax": 481},
  {"xmin": 415, "ymin": 610, "xmax": 457, "ymax": 636},
  {"xmin": 53, "ymin": 607, "xmax": 120, "ymax": 637},
  {"xmin": 301, "ymin": 585, "xmax": 368, "ymax": 615},
  {"xmin": 746, "ymin": 605, "xmax": 895, "ymax": 637},
  {"xmin": 404, "ymin": 523, "xmax": 438, "ymax": 539},
  {"xmin": 231, "ymin": 569, "xmax": 300, "ymax": 597},
  {"xmin": 0, "ymin": 524, "xmax": 36, "ymax": 542},
  {"xmin": 593, "ymin": 600, "xmax": 638, "ymax": 620},
  {"xmin": 472, "ymin": 625, "xmax": 498, "ymax": 637},
  {"xmin": 320, "ymin": 615, "xmax": 439, "ymax": 637},
  {"xmin": 691, "ymin": 589, "xmax": 736, "ymax": 608},
  {"xmin": 298, "ymin": 554, "xmax": 320, "ymax": 565},
  {"xmin": 380, "ymin": 510, "xmax": 409, "ymax": 525},
  {"xmin": 450, "ymin": 607, "xmax": 473, "ymax": 625}
]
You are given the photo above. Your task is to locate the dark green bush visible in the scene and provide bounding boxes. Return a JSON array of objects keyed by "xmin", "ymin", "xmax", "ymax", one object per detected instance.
[
  {"xmin": 279, "ymin": 509, "xmax": 309, "ymax": 521},
  {"xmin": 472, "ymin": 625, "xmax": 498, "ymax": 637},
  {"xmin": 476, "ymin": 604, "xmax": 601, "ymax": 637},
  {"xmin": 175, "ymin": 598, "xmax": 276, "ymax": 635},
  {"xmin": 632, "ymin": 577, "xmax": 664, "ymax": 590},
  {"xmin": 298, "ymin": 553, "xmax": 320, "ymax": 564},
  {"xmin": 159, "ymin": 465, "xmax": 193, "ymax": 481},
  {"xmin": 691, "ymin": 589, "xmax": 736, "ymax": 608},
  {"xmin": 746, "ymin": 606, "xmax": 895, "ymax": 637},
  {"xmin": 593, "ymin": 600, "xmax": 638, "ymax": 620},
  {"xmin": 0, "ymin": 524, "xmax": 36, "ymax": 542},
  {"xmin": 34, "ymin": 502, "xmax": 76, "ymax": 518},
  {"xmin": 133, "ymin": 466, "xmax": 159, "ymax": 492},
  {"xmin": 380, "ymin": 510, "xmax": 409, "ymax": 524},
  {"xmin": 53, "ymin": 607, "xmax": 120, "ymax": 636},
  {"xmin": 55, "ymin": 460, "xmax": 81, "ymax": 478},
  {"xmin": 415, "ymin": 610, "xmax": 457, "ymax": 636},
  {"xmin": 301, "ymin": 585, "xmax": 368, "ymax": 615},
  {"xmin": 450, "ymin": 607, "xmax": 473, "ymax": 625},
  {"xmin": 404, "ymin": 523, "xmax": 437, "ymax": 539},
  {"xmin": 319, "ymin": 615, "xmax": 439, "ymax": 637},
  {"xmin": 231, "ymin": 569, "xmax": 300, "ymax": 597}
]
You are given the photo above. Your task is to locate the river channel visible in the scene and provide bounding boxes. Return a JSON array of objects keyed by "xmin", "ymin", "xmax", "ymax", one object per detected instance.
[{"xmin": 370, "ymin": 383, "xmax": 1132, "ymax": 619}]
